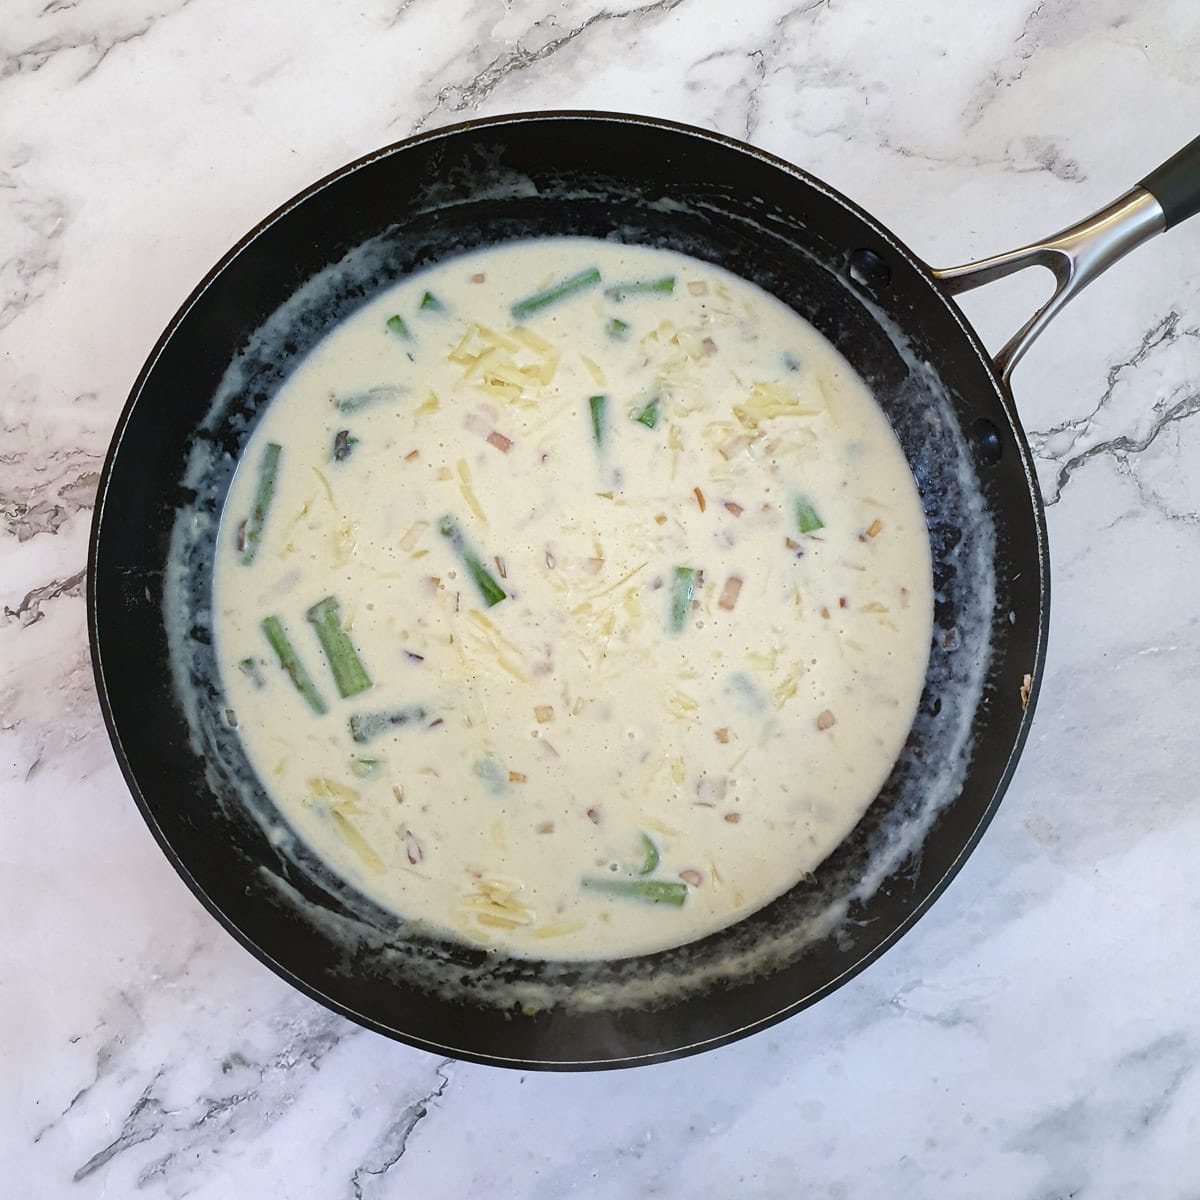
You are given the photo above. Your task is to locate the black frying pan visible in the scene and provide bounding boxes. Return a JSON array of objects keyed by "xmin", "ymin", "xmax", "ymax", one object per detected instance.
[{"xmin": 89, "ymin": 113, "xmax": 1200, "ymax": 1070}]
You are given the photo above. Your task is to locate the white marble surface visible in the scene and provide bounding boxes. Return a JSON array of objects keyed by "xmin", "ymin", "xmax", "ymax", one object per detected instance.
[{"xmin": 4, "ymin": 0, "xmax": 1200, "ymax": 1194}]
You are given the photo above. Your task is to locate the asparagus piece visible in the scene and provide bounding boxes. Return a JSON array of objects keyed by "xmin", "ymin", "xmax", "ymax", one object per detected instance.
[
  {"xmin": 261, "ymin": 615, "xmax": 327, "ymax": 715},
  {"xmin": 795, "ymin": 496, "xmax": 824, "ymax": 534},
  {"xmin": 473, "ymin": 757, "xmax": 507, "ymax": 794},
  {"xmin": 334, "ymin": 385, "xmax": 405, "ymax": 413},
  {"xmin": 238, "ymin": 441, "xmax": 282, "ymax": 565},
  {"xmin": 437, "ymin": 514, "xmax": 507, "ymax": 607},
  {"xmin": 348, "ymin": 707, "xmax": 428, "ymax": 744},
  {"xmin": 589, "ymin": 394, "xmax": 607, "ymax": 447},
  {"xmin": 419, "ymin": 291, "xmax": 444, "ymax": 312},
  {"xmin": 510, "ymin": 267, "xmax": 601, "ymax": 320},
  {"xmin": 238, "ymin": 657, "xmax": 265, "ymax": 689},
  {"xmin": 669, "ymin": 566, "xmax": 697, "ymax": 633},
  {"xmin": 305, "ymin": 596, "xmax": 372, "ymax": 698},
  {"xmin": 581, "ymin": 877, "xmax": 688, "ymax": 906},
  {"xmin": 638, "ymin": 833, "xmax": 660, "ymax": 875},
  {"xmin": 386, "ymin": 314, "xmax": 411, "ymax": 339},
  {"xmin": 632, "ymin": 399, "xmax": 659, "ymax": 429},
  {"xmin": 604, "ymin": 276, "xmax": 675, "ymax": 301},
  {"xmin": 332, "ymin": 429, "xmax": 358, "ymax": 462},
  {"xmin": 726, "ymin": 671, "xmax": 766, "ymax": 714}
]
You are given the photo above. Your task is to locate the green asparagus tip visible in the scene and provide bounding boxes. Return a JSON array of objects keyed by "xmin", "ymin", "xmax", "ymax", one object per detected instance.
[
  {"xmin": 638, "ymin": 833, "xmax": 660, "ymax": 876},
  {"xmin": 438, "ymin": 515, "xmax": 507, "ymax": 607},
  {"xmin": 632, "ymin": 399, "xmax": 659, "ymax": 430},
  {"xmin": 466, "ymin": 552, "xmax": 507, "ymax": 607},
  {"xmin": 795, "ymin": 497, "xmax": 824, "ymax": 534},
  {"xmin": 589, "ymin": 394, "xmax": 607, "ymax": 447}
]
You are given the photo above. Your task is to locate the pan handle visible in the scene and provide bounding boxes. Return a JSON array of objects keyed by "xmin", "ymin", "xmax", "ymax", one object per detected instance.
[
  {"xmin": 931, "ymin": 135, "xmax": 1200, "ymax": 384},
  {"xmin": 1140, "ymin": 135, "xmax": 1200, "ymax": 230}
]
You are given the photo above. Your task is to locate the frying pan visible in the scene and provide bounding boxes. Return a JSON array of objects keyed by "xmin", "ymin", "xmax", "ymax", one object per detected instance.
[{"xmin": 88, "ymin": 113, "xmax": 1200, "ymax": 1070}]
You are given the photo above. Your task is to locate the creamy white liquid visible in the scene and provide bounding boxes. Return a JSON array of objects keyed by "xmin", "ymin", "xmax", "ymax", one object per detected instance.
[{"xmin": 213, "ymin": 238, "xmax": 934, "ymax": 960}]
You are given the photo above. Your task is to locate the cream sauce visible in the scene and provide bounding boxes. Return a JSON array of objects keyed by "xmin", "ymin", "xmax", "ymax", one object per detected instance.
[{"xmin": 213, "ymin": 237, "xmax": 933, "ymax": 960}]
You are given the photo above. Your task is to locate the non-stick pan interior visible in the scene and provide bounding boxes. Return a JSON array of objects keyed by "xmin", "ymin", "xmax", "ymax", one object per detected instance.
[{"xmin": 91, "ymin": 113, "xmax": 1046, "ymax": 1068}]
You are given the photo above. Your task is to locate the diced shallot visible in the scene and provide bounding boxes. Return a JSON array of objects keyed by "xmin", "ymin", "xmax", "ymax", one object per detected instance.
[
  {"xmin": 718, "ymin": 575, "xmax": 743, "ymax": 611},
  {"xmin": 403, "ymin": 829, "xmax": 423, "ymax": 864}
]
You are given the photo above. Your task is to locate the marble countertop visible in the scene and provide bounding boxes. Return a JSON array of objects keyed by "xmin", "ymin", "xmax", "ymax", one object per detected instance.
[{"xmin": 4, "ymin": 1, "xmax": 1200, "ymax": 1195}]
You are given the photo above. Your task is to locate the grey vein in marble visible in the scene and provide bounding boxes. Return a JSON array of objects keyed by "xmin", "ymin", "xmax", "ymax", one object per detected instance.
[
  {"xmin": 72, "ymin": 1009, "xmax": 358, "ymax": 1186},
  {"xmin": 349, "ymin": 1060, "xmax": 454, "ymax": 1199},
  {"xmin": 2, "ymin": 567, "xmax": 85, "ymax": 626},
  {"xmin": 0, "ymin": 155, "xmax": 70, "ymax": 334},
  {"xmin": 408, "ymin": 0, "xmax": 691, "ymax": 132},
  {"xmin": 1006, "ymin": 1032, "xmax": 1197, "ymax": 1196},
  {"xmin": 1, "ymin": 0, "xmax": 199, "ymax": 84},
  {"xmin": 0, "ymin": 446, "xmax": 99, "ymax": 541},
  {"xmin": 688, "ymin": 0, "xmax": 832, "ymax": 142},
  {"xmin": 1029, "ymin": 311, "xmax": 1200, "ymax": 505}
]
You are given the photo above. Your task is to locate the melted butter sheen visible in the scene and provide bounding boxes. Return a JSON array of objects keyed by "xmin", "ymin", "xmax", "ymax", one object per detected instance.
[{"xmin": 213, "ymin": 238, "xmax": 934, "ymax": 960}]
